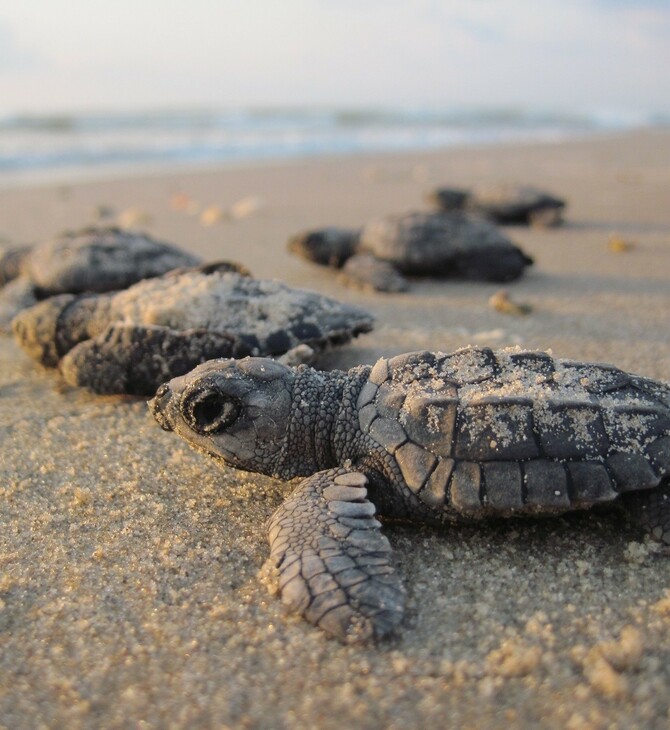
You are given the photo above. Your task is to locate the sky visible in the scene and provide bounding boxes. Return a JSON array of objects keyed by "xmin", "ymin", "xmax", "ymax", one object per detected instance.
[{"xmin": 1, "ymin": 0, "xmax": 669, "ymax": 115}]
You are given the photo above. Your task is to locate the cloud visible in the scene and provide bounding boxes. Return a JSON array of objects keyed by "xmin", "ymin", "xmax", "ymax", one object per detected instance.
[
  {"xmin": 0, "ymin": 23, "xmax": 42, "ymax": 71},
  {"xmin": 593, "ymin": 0, "xmax": 669, "ymax": 7},
  {"xmin": 0, "ymin": 0, "xmax": 668, "ymax": 111}
]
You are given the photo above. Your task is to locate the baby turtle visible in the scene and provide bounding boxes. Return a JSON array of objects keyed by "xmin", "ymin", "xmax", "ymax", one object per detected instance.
[
  {"xmin": 0, "ymin": 226, "xmax": 201, "ymax": 330},
  {"xmin": 428, "ymin": 183, "xmax": 566, "ymax": 228},
  {"xmin": 150, "ymin": 346, "xmax": 670, "ymax": 642},
  {"xmin": 12, "ymin": 262, "xmax": 373, "ymax": 395},
  {"xmin": 288, "ymin": 211, "xmax": 533, "ymax": 292}
]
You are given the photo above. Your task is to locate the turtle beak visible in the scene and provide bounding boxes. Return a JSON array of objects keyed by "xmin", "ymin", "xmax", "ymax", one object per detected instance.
[{"xmin": 148, "ymin": 382, "xmax": 177, "ymax": 432}]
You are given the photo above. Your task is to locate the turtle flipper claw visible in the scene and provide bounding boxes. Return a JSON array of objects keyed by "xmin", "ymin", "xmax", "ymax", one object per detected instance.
[{"xmin": 264, "ymin": 468, "xmax": 405, "ymax": 642}]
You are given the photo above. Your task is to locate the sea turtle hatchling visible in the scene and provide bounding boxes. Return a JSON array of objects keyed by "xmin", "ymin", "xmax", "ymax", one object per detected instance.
[
  {"xmin": 150, "ymin": 346, "xmax": 670, "ymax": 642},
  {"xmin": 288, "ymin": 211, "xmax": 533, "ymax": 292},
  {"xmin": 428, "ymin": 183, "xmax": 566, "ymax": 228},
  {"xmin": 0, "ymin": 226, "xmax": 201, "ymax": 330},
  {"xmin": 12, "ymin": 262, "xmax": 373, "ymax": 395}
]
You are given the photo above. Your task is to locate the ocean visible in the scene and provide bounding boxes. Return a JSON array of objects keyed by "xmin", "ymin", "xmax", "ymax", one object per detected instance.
[{"xmin": 0, "ymin": 106, "xmax": 665, "ymax": 185}]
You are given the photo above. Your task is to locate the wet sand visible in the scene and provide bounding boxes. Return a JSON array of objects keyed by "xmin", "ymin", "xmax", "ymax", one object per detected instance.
[{"xmin": 1, "ymin": 130, "xmax": 670, "ymax": 728}]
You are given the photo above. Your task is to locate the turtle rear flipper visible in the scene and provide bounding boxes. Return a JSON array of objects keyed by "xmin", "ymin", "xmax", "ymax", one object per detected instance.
[
  {"xmin": 620, "ymin": 478, "xmax": 670, "ymax": 545},
  {"xmin": 59, "ymin": 324, "xmax": 253, "ymax": 395},
  {"xmin": 621, "ymin": 435, "xmax": 670, "ymax": 545},
  {"xmin": 528, "ymin": 206, "xmax": 564, "ymax": 228},
  {"xmin": 262, "ymin": 468, "xmax": 405, "ymax": 643},
  {"xmin": 452, "ymin": 245, "xmax": 534, "ymax": 282}
]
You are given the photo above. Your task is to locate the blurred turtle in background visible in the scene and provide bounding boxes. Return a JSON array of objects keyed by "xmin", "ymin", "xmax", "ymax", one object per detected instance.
[
  {"xmin": 0, "ymin": 226, "xmax": 201, "ymax": 330},
  {"xmin": 289, "ymin": 211, "xmax": 533, "ymax": 293},
  {"xmin": 428, "ymin": 183, "xmax": 565, "ymax": 227}
]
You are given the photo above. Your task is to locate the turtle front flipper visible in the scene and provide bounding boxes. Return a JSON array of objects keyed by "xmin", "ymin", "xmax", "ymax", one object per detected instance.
[
  {"xmin": 263, "ymin": 468, "xmax": 405, "ymax": 643},
  {"xmin": 338, "ymin": 253, "xmax": 409, "ymax": 293},
  {"xmin": 452, "ymin": 245, "xmax": 533, "ymax": 282},
  {"xmin": 60, "ymin": 324, "xmax": 253, "ymax": 395}
]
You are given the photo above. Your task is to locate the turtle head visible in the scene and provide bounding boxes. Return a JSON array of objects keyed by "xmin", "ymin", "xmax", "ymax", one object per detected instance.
[
  {"xmin": 426, "ymin": 187, "xmax": 470, "ymax": 211},
  {"xmin": 12, "ymin": 293, "xmax": 78, "ymax": 366},
  {"xmin": 287, "ymin": 227, "xmax": 359, "ymax": 268},
  {"xmin": 149, "ymin": 357, "xmax": 295, "ymax": 476}
]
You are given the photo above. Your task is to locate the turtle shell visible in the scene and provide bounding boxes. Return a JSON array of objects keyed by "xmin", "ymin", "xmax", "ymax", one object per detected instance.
[
  {"xmin": 429, "ymin": 184, "xmax": 565, "ymax": 225},
  {"xmin": 357, "ymin": 211, "xmax": 531, "ymax": 279},
  {"xmin": 103, "ymin": 264, "xmax": 374, "ymax": 354},
  {"xmin": 357, "ymin": 347, "xmax": 670, "ymax": 518},
  {"xmin": 23, "ymin": 226, "xmax": 201, "ymax": 294},
  {"xmin": 468, "ymin": 183, "xmax": 565, "ymax": 221}
]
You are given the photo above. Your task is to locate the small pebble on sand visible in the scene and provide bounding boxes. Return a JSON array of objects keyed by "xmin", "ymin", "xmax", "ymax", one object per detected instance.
[
  {"xmin": 229, "ymin": 195, "xmax": 263, "ymax": 220},
  {"xmin": 608, "ymin": 234, "xmax": 636, "ymax": 252},
  {"xmin": 200, "ymin": 205, "xmax": 227, "ymax": 226},
  {"xmin": 489, "ymin": 289, "xmax": 532, "ymax": 316},
  {"xmin": 169, "ymin": 192, "xmax": 193, "ymax": 212},
  {"xmin": 117, "ymin": 207, "xmax": 152, "ymax": 227}
]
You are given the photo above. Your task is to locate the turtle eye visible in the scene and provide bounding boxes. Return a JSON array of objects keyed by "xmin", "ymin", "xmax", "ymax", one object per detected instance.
[{"xmin": 183, "ymin": 390, "xmax": 239, "ymax": 434}]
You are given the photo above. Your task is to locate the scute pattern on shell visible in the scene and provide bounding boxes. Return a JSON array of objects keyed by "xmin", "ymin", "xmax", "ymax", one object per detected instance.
[
  {"xmin": 359, "ymin": 346, "xmax": 670, "ymax": 517},
  {"xmin": 105, "ymin": 267, "xmax": 372, "ymax": 349}
]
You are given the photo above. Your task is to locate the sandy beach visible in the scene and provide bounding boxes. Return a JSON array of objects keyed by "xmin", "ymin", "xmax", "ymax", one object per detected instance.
[{"xmin": 2, "ymin": 130, "xmax": 670, "ymax": 728}]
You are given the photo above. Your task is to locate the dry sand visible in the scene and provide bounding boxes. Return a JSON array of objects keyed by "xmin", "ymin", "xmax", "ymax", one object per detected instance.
[{"xmin": 1, "ymin": 130, "xmax": 670, "ymax": 729}]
